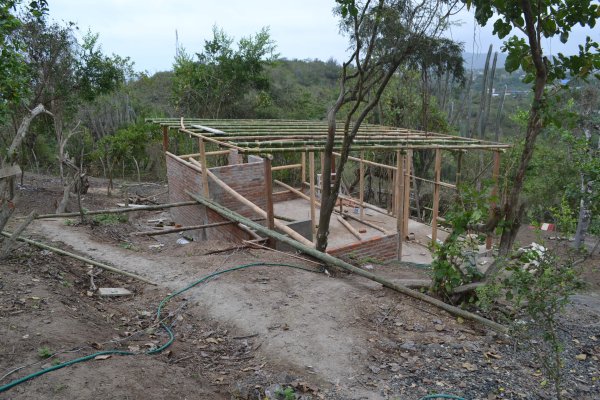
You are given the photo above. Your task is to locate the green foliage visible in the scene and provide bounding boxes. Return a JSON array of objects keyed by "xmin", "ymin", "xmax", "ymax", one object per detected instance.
[
  {"xmin": 478, "ymin": 248, "xmax": 582, "ymax": 399},
  {"xmin": 37, "ymin": 346, "xmax": 53, "ymax": 359},
  {"xmin": 549, "ymin": 196, "xmax": 577, "ymax": 236},
  {"xmin": 274, "ymin": 386, "xmax": 295, "ymax": 400},
  {"xmin": 78, "ymin": 30, "xmax": 133, "ymax": 102},
  {"xmin": 431, "ymin": 185, "xmax": 490, "ymax": 299},
  {"xmin": 173, "ymin": 25, "xmax": 277, "ymax": 118},
  {"xmin": 92, "ymin": 213, "xmax": 128, "ymax": 225},
  {"xmin": 0, "ymin": 0, "xmax": 48, "ymax": 122}
]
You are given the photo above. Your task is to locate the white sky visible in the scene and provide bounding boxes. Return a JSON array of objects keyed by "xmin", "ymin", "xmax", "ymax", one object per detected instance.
[{"xmin": 48, "ymin": 0, "xmax": 595, "ymax": 74}]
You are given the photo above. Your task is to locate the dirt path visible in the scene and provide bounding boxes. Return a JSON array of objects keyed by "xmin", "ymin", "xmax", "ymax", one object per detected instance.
[{"xmin": 32, "ymin": 219, "xmax": 387, "ymax": 398}]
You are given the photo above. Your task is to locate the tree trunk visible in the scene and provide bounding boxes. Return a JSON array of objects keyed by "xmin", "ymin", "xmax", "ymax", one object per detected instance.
[{"xmin": 573, "ymin": 128, "xmax": 595, "ymax": 249}]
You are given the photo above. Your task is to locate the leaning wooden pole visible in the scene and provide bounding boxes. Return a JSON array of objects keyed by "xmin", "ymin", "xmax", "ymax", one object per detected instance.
[
  {"xmin": 35, "ymin": 201, "xmax": 199, "ymax": 219},
  {"xmin": 1, "ymin": 231, "xmax": 157, "ymax": 285},
  {"xmin": 185, "ymin": 191, "xmax": 508, "ymax": 334}
]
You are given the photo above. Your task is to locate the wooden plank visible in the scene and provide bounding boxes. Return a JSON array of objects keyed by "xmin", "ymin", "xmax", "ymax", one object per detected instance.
[
  {"xmin": 431, "ymin": 149, "xmax": 442, "ymax": 244},
  {"xmin": 309, "ymin": 151, "xmax": 316, "ymax": 243},
  {"xmin": 264, "ymin": 157, "xmax": 275, "ymax": 248},
  {"xmin": 0, "ymin": 164, "xmax": 21, "ymax": 179},
  {"xmin": 486, "ymin": 151, "xmax": 501, "ymax": 249},
  {"xmin": 336, "ymin": 215, "xmax": 362, "ymax": 240}
]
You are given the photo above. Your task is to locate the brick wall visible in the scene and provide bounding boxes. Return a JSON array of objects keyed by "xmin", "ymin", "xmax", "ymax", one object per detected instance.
[
  {"xmin": 328, "ymin": 233, "xmax": 399, "ymax": 262},
  {"xmin": 166, "ymin": 153, "xmax": 264, "ymax": 241}
]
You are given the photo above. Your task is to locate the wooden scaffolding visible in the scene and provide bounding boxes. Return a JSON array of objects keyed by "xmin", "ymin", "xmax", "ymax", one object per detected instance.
[{"xmin": 148, "ymin": 118, "xmax": 510, "ymax": 258}]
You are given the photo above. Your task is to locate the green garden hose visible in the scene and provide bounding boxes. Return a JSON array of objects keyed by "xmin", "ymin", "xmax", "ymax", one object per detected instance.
[{"xmin": 0, "ymin": 262, "xmax": 320, "ymax": 393}]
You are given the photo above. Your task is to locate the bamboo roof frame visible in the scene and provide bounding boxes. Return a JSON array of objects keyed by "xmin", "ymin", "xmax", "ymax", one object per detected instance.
[{"xmin": 147, "ymin": 118, "xmax": 511, "ymax": 154}]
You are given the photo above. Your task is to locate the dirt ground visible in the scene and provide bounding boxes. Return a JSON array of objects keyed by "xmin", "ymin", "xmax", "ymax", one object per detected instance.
[{"xmin": 1, "ymin": 173, "xmax": 599, "ymax": 399}]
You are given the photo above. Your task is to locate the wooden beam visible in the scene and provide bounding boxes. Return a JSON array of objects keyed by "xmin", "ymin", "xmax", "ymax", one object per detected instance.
[
  {"xmin": 36, "ymin": 201, "xmax": 199, "ymax": 219},
  {"xmin": 336, "ymin": 215, "xmax": 362, "ymax": 240},
  {"xmin": 396, "ymin": 151, "xmax": 405, "ymax": 260},
  {"xmin": 264, "ymin": 157, "xmax": 275, "ymax": 248},
  {"xmin": 309, "ymin": 151, "xmax": 316, "ymax": 243},
  {"xmin": 132, "ymin": 220, "xmax": 242, "ymax": 236},
  {"xmin": 431, "ymin": 149, "xmax": 442, "ymax": 244},
  {"xmin": 359, "ymin": 151, "xmax": 365, "ymax": 220},
  {"xmin": 333, "ymin": 152, "xmax": 397, "ymax": 171},
  {"xmin": 486, "ymin": 151, "xmax": 501, "ymax": 249},
  {"xmin": 403, "ymin": 150, "xmax": 412, "ymax": 237}
]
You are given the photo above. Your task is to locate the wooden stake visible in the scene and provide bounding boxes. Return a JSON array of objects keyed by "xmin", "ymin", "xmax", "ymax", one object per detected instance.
[
  {"xmin": 396, "ymin": 151, "xmax": 405, "ymax": 260},
  {"xmin": 264, "ymin": 157, "xmax": 275, "ymax": 248},
  {"xmin": 403, "ymin": 150, "xmax": 412, "ymax": 237},
  {"xmin": 486, "ymin": 151, "xmax": 501, "ymax": 249},
  {"xmin": 309, "ymin": 151, "xmax": 316, "ymax": 243},
  {"xmin": 162, "ymin": 125, "xmax": 169, "ymax": 151},
  {"xmin": 359, "ymin": 151, "xmax": 365, "ymax": 220},
  {"xmin": 301, "ymin": 152, "xmax": 306, "ymax": 184},
  {"xmin": 431, "ymin": 149, "xmax": 442, "ymax": 244},
  {"xmin": 199, "ymin": 138, "xmax": 209, "ymax": 197}
]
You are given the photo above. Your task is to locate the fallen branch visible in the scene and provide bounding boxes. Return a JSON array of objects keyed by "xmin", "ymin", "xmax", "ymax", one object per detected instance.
[
  {"xmin": 0, "ymin": 211, "xmax": 37, "ymax": 259},
  {"xmin": 132, "ymin": 220, "xmax": 240, "ymax": 236},
  {"xmin": 1, "ymin": 231, "xmax": 157, "ymax": 285},
  {"xmin": 35, "ymin": 201, "xmax": 198, "ymax": 219},
  {"xmin": 186, "ymin": 191, "xmax": 508, "ymax": 334}
]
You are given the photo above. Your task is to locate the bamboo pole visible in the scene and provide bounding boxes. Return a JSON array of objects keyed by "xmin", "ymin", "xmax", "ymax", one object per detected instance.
[
  {"xmin": 1, "ymin": 231, "xmax": 157, "ymax": 285},
  {"xmin": 185, "ymin": 192, "xmax": 508, "ymax": 334},
  {"xmin": 272, "ymin": 163, "xmax": 302, "ymax": 171},
  {"xmin": 336, "ymin": 215, "xmax": 362, "ymax": 240},
  {"xmin": 396, "ymin": 151, "xmax": 405, "ymax": 260},
  {"xmin": 131, "ymin": 220, "xmax": 247, "ymax": 236},
  {"xmin": 36, "ymin": 201, "xmax": 199, "ymax": 219},
  {"xmin": 359, "ymin": 151, "xmax": 365, "ymax": 220},
  {"xmin": 264, "ymin": 157, "xmax": 275, "ymax": 248},
  {"xmin": 403, "ymin": 150, "xmax": 412, "ymax": 237},
  {"xmin": 431, "ymin": 149, "xmax": 442, "ymax": 244},
  {"xmin": 411, "ymin": 175, "xmax": 457, "ymax": 189},
  {"xmin": 309, "ymin": 151, "xmax": 316, "ymax": 243},
  {"xmin": 486, "ymin": 151, "xmax": 501, "ymax": 249}
]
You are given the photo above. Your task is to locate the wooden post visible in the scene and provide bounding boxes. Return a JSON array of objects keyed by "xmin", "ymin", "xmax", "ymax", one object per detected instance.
[
  {"xmin": 264, "ymin": 157, "xmax": 275, "ymax": 248},
  {"xmin": 309, "ymin": 151, "xmax": 316, "ymax": 243},
  {"xmin": 431, "ymin": 149, "xmax": 442, "ymax": 245},
  {"xmin": 486, "ymin": 151, "xmax": 501, "ymax": 250},
  {"xmin": 403, "ymin": 150, "xmax": 412, "ymax": 237},
  {"xmin": 359, "ymin": 151, "xmax": 365, "ymax": 220},
  {"xmin": 162, "ymin": 126, "xmax": 169, "ymax": 152},
  {"xmin": 456, "ymin": 151, "xmax": 463, "ymax": 187},
  {"xmin": 199, "ymin": 138, "xmax": 209, "ymax": 197},
  {"xmin": 301, "ymin": 152, "xmax": 306, "ymax": 184},
  {"xmin": 396, "ymin": 151, "xmax": 405, "ymax": 260}
]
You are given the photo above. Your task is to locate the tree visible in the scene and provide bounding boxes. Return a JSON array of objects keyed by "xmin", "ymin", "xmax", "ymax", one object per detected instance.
[
  {"xmin": 173, "ymin": 26, "xmax": 277, "ymax": 118},
  {"xmin": 315, "ymin": 0, "xmax": 459, "ymax": 252},
  {"xmin": 464, "ymin": 0, "xmax": 600, "ymax": 264}
]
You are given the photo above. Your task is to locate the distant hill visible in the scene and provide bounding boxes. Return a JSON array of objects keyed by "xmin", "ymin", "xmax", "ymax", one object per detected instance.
[{"xmin": 463, "ymin": 52, "xmax": 508, "ymax": 70}]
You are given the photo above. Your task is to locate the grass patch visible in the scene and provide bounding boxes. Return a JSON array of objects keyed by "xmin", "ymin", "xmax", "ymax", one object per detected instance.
[{"xmin": 93, "ymin": 213, "xmax": 128, "ymax": 225}]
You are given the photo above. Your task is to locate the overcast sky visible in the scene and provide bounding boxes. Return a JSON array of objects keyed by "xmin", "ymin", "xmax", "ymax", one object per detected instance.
[{"xmin": 48, "ymin": 0, "xmax": 594, "ymax": 74}]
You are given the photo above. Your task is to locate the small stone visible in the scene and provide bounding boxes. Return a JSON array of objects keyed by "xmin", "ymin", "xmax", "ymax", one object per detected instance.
[
  {"xmin": 369, "ymin": 365, "xmax": 381, "ymax": 374},
  {"xmin": 575, "ymin": 353, "xmax": 587, "ymax": 361}
]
